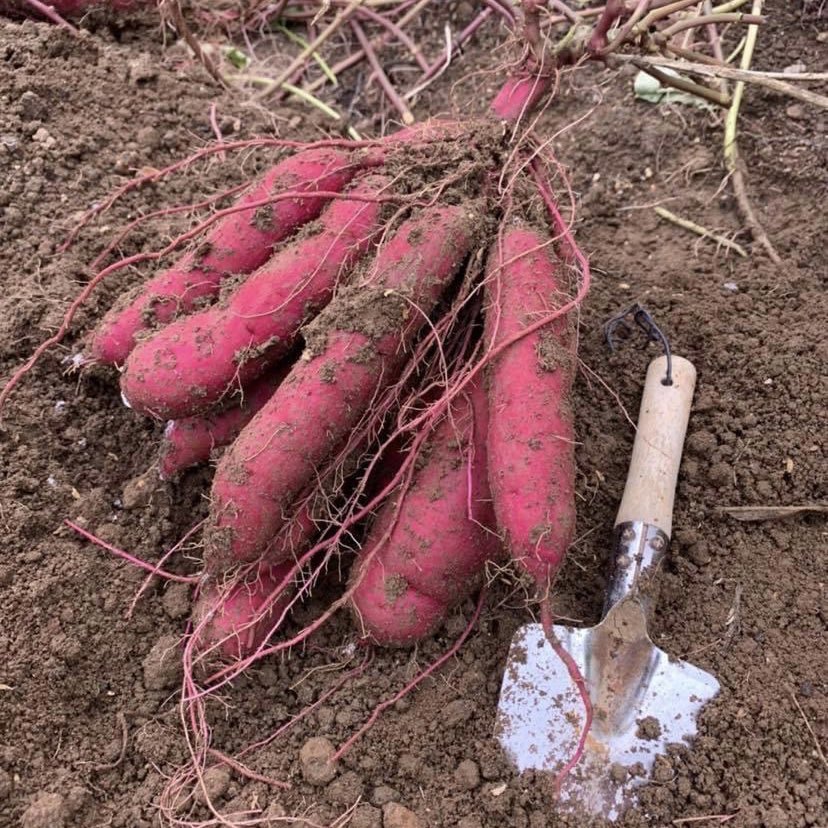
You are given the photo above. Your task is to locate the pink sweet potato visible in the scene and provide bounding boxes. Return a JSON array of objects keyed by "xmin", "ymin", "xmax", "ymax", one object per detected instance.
[
  {"xmin": 159, "ymin": 367, "xmax": 290, "ymax": 479},
  {"xmin": 89, "ymin": 148, "xmax": 361, "ymax": 366},
  {"xmin": 490, "ymin": 74, "xmax": 554, "ymax": 122},
  {"xmin": 484, "ymin": 224, "xmax": 576, "ymax": 588},
  {"xmin": 192, "ymin": 562, "xmax": 294, "ymax": 661},
  {"xmin": 350, "ymin": 381, "xmax": 500, "ymax": 646},
  {"xmin": 203, "ymin": 203, "xmax": 481, "ymax": 572},
  {"xmin": 120, "ymin": 175, "xmax": 389, "ymax": 419}
]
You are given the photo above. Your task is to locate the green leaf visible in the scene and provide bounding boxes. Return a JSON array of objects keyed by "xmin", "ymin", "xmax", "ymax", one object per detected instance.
[
  {"xmin": 633, "ymin": 69, "xmax": 715, "ymax": 110},
  {"xmin": 224, "ymin": 47, "xmax": 250, "ymax": 71}
]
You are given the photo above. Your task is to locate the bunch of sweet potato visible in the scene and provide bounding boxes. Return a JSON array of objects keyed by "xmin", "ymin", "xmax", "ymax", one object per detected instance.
[{"xmin": 82, "ymin": 80, "xmax": 579, "ymax": 658}]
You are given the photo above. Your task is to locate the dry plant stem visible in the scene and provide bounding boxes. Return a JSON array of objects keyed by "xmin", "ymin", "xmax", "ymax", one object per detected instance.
[
  {"xmin": 721, "ymin": 505, "xmax": 828, "ymax": 521},
  {"xmin": 724, "ymin": 0, "xmax": 781, "ymax": 265},
  {"xmin": 625, "ymin": 55, "xmax": 828, "ymax": 109},
  {"xmin": 635, "ymin": 61, "xmax": 731, "ymax": 106},
  {"xmin": 264, "ymin": 0, "xmax": 366, "ymax": 97},
  {"xmin": 704, "ymin": 0, "xmax": 726, "ymax": 72},
  {"xmin": 357, "ymin": 5, "xmax": 429, "ymax": 72},
  {"xmin": 788, "ymin": 688, "xmax": 828, "ymax": 769},
  {"xmin": 163, "ymin": 0, "xmax": 227, "ymax": 89},
  {"xmin": 350, "ymin": 18, "xmax": 415, "ymax": 124},
  {"xmin": 302, "ymin": 0, "xmax": 434, "ymax": 96},
  {"xmin": 654, "ymin": 11, "xmax": 763, "ymax": 42},
  {"xmin": 654, "ymin": 206, "xmax": 748, "ymax": 256},
  {"xmin": 405, "ymin": 8, "xmax": 494, "ymax": 100}
]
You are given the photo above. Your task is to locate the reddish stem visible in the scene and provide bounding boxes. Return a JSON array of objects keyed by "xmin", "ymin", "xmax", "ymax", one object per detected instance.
[
  {"xmin": 65, "ymin": 520, "xmax": 199, "ymax": 584},
  {"xmin": 540, "ymin": 599, "xmax": 594, "ymax": 788},
  {"xmin": 24, "ymin": 0, "xmax": 79, "ymax": 33}
]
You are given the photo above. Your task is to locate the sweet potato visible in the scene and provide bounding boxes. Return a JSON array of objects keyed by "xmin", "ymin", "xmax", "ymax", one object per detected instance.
[
  {"xmin": 350, "ymin": 380, "xmax": 500, "ymax": 646},
  {"xmin": 120, "ymin": 175, "xmax": 388, "ymax": 419},
  {"xmin": 484, "ymin": 224, "xmax": 576, "ymax": 587},
  {"xmin": 192, "ymin": 562, "xmax": 294, "ymax": 661},
  {"xmin": 490, "ymin": 74, "xmax": 554, "ymax": 122},
  {"xmin": 203, "ymin": 203, "xmax": 481, "ymax": 572},
  {"xmin": 158, "ymin": 367, "xmax": 290, "ymax": 479},
  {"xmin": 89, "ymin": 148, "xmax": 361, "ymax": 365}
]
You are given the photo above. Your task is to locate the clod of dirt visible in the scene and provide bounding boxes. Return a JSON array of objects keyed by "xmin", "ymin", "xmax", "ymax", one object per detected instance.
[
  {"xmin": 18, "ymin": 90, "xmax": 47, "ymax": 122},
  {"xmin": 133, "ymin": 721, "xmax": 185, "ymax": 766},
  {"xmin": 707, "ymin": 461, "xmax": 732, "ymax": 487},
  {"xmin": 396, "ymin": 752, "xmax": 421, "ymax": 778},
  {"xmin": 686, "ymin": 430, "xmax": 717, "ymax": 456},
  {"xmin": 370, "ymin": 785, "xmax": 400, "ymax": 806},
  {"xmin": 299, "ymin": 737, "xmax": 338, "ymax": 785},
  {"xmin": 142, "ymin": 634, "xmax": 183, "ymax": 691},
  {"xmin": 762, "ymin": 804, "xmax": 789, "ymax": 828},
  {"xmin": 263, "ymin": 801, "xmax": 286, "ymax": 819},
  {"xmin": 454, "ymin": 759, "xmax": 481, "ymax": 790},
  {"xmin": 609, "ymin": 762, "xmax": 628, "ymax": 783},
  {"xmin": 127, "ymin": 52, "xmax": 158, "ymax": 85},
  {"xmin": 194, "ymin": 766, "xmax": 231, "ymax": 805},
  {"xmin": 121, "ymin": 472, "xmax": 153, "ymax": 510},
  {"xmin": 382, "ymin": 802, "xmax": 422, "ymax": 828},
  {"xmin": 687, "ymin": 540, "xmax": 712, "ymax": 566},
  {"xmin": 324, "ymin": 770, "xmax": 364, "ymax": 805},
  {"xmin": 636, "ymin": 715, "xmax": 662, "ymax": 741},
  {"xmin": 161, "ymin": 582, "xmax": 191, "ymax": 619},
  {"xmin": 21, "ymin": 792, "xmax": 68, "ymax": 828},
  {"xmin": 441, "ymin": 699, "xmax": 474, "ymax": 727},
  {"xmin": 652, "ymin": 754, "xmax": 674, "ymax": 783},
  {"xmin": 0, "ymin": 767, "xmax": 12, "ymax": 799},
  {"xmin": 350, "ymin": 803, "xmax": 382, "ymax": 828}
]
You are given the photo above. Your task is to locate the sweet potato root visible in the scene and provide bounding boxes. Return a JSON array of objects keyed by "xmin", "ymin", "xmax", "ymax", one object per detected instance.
[
  {"xmin": 203, "ymin": 203, "xmax": 481, "ymax": 572},
  {"xmin": 89, "ymin": 148, "xmax": 361, "ymax": 365},
  {"xmin": 351, "ymin": 380, "xmax": 500, "ymax": 646},
  {"xmin": 158, "ymin": 368, "xmax": 289, "ymax": 479},
  {"xmin": 192, "ymin": 562, "xmax": 294, "ymax": 661},
  {"xmin": 120, "ymin": 174, "xmax": 389, "ymax": 419},
  {"xmin": 485, "ymin": 224, "xmax": 577, "ymax": 588}
]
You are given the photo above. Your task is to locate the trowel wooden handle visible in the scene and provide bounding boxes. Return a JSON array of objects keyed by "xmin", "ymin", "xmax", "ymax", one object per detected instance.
[{"xmin": 614, "ymin": 355, "xmax": 696, "ymax": 537}]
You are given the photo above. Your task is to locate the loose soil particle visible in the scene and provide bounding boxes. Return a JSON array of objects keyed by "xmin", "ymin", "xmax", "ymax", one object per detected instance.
[{"xmin": 0, "ymin": 4, "xmax": 826, "ymax": 828}]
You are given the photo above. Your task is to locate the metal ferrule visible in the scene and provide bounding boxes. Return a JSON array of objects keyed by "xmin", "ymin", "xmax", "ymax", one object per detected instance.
[{"xmin": 604, "ymin": 521, "xmax": 670, "ymax": 617}]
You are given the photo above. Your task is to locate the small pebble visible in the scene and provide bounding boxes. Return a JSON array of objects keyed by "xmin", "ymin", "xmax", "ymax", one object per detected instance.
[
  {"xmin": 454, "ymin": 759, "xmax": 481, "ymax": 790},
  {"xmin": 370, "ymin": 785, "xmax": 399, "ymax": 806},
  {"xmin": 194, "ymin": 766, "xmax": 231, "ymax": 804},
  {"xmin": 21, "ymin": 793, "xmax": 68, "ymax": 828},
  {"xmin": 19, "ymin": 90, "xmax": 48, "ymax": 121},
  {"xmin": 122, "ymin": 474, "xmax": 153, "ymax": 510},
  {"xmin": 785, "ymin": 104, "xmax": 806, "ymax": 121},
  {"xmin": 382, "ymin": 802, "xmax": 422, "ymax": 828},
  {"xmin": 299, "ymin": 737, "xmax": 338, "ymax": 785},
  {"xmin": 161, "ymin": 583, "xmax": 191, "ymax": 620},
  {"xmin": 441, "ymin": 699, "xmax": 473, "ymax": 727},
  {"xmin": 142, "ymin": 634, "xmax": 183, "ymax": 690},
  {"xmin": 351, "ymin": 803, "xmax": 382, "ymax": 828},
  {"xmin": 325, "ymin": 771, "xmax": 364, "ymax": 805}
]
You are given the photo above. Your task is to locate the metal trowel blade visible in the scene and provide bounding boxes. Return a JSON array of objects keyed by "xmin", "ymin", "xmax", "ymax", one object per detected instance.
[{"xmin": 495, "ymin": 602, "xmax": 720, "ymax": 821}]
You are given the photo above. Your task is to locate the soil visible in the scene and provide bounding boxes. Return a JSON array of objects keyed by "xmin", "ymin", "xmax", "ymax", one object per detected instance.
[{"xmin": 0, "ymin": 4, "xmax": 826, "ymax": 828}]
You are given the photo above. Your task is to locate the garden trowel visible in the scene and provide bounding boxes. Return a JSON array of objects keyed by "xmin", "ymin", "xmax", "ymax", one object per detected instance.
[{"xmin": 495, "ymin": 355, "xmax": 719, "ymax": 821}]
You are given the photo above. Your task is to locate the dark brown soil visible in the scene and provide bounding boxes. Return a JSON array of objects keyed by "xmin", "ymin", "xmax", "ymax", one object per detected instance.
[{"xmin": 0, "ymin": 5, "xmax": 826, "ymax": 828}]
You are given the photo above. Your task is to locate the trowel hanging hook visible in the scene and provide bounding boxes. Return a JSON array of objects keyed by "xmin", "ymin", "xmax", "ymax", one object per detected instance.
[{"xmin": 603, "ymin": 303, "xmax": 673, "ymax": 385}]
